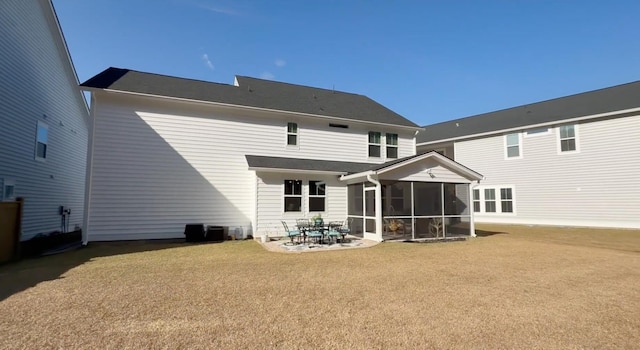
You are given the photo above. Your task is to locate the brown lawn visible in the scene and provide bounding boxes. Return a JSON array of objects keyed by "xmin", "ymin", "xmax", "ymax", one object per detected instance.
[{"xmin": 1, "ymin": 224, "xmax": 639, "ymax": 349}]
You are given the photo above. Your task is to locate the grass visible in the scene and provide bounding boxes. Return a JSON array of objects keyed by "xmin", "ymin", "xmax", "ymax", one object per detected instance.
[{"xmin": 1, "ymin": 224, "xmax": 639, "ymax": 349}]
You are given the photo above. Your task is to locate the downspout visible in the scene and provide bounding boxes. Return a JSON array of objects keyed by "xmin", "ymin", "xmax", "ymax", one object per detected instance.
[
  {"xmin": 366, "ymin": 174, "xmax": 383, "ymax": 242},
  {"xmin": 82, "ymin": 93, "xmax": 97, "ymax": 245}
]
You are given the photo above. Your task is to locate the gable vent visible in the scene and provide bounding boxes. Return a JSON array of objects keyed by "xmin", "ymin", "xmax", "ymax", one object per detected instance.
[{"xmin": 329, "ymin": 123, "xmax": 349, "ymax": 129}]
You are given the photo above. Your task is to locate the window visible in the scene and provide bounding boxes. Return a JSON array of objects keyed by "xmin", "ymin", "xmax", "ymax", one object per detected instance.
[
  {"xmin": 368, "ymin": 131, "xmax": 381, "ymax": 157},
  {"xmin": 473, "ymin": 189, "xmax": 481, "ymax": 213},
  {"xmin": 474, "ymin": 186, "xmax": 515, "ymax": 214},
  {"xmin": 505, "ymin": 133, "xmax": 520, "ymax": 158},
  {"xmin": 284, "ymin": 180, "xmax": 302, "ymax": 212},
  {"xmin": 559, "ymin": 125, "xmax": 577, "ymax": 152},
  {"xmin": 2, "ymin": 179, "xmax": 15, "ymax": 201},
  {"xmin": 35, "ymin": 121, "xmax": 48, "ymax": 160},
  {"xmin": 308, "ymin": 180, "xmax": 326, "ymax": 212},
  {"xmin": 500, "ymin": 188, "xmax": 513, "ymax": 213},
  {"xmin": 484, "ymin": 189, "xmax": 496, "ymax": 213},
  {"xmin": 287, "ymin": 122, "xmax": 298, "ymax": 146},
  {"xmin": 386, "ymin": 133, "xmax": 398, "ymax": 159}
]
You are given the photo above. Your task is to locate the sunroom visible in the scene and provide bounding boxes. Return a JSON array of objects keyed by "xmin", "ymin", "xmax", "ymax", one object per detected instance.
[{"xmin": 340, "ymin": 152, "xmax": 484, "ymax": 241}]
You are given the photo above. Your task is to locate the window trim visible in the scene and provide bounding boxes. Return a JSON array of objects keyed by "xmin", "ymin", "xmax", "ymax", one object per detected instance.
[
  {"xmin": 308, "ymin": 180, "xmax": 326, "ymax": 213},
  {"xmin": 368, "ymin": 131, "xmax": 381, "ymax": 158},
  {"xmin": 500, "ymin": 188, "xmax": 514, "ymax": 213},
  {"xmin": 472, "ymin": 185, "xmax": 516, "ymax": 215},
  {"xmin": 557, "ymin": 124, "xmax": 579, "ymax": 154},
  {"xmin": 283, "ymin": 179, "xmax": 302, "ymax": 212},
  {"xmin": 35, "ymin": 121, "xmax": 48, "ymax": 161},
  {"xmin": 472, "ymin": 189, "xmax": 481, "ymax": 213},
  {"xmin": 484, "ymin": 189, "xmax": 497, "ymax": 213},
  {"xmin": 286, "ymin": 122, "xmax": 298, "ymax": 148},
  {"xmin": 385, "ymin": 133, "xmax": 398, "ymax": 159},
  {"xmin": 1, "ymin": 179, "xmax": 16, "ymax": 202},
  {"xmin": 504, "ymin": 132, "xmax": 522, "ymax": 159}
]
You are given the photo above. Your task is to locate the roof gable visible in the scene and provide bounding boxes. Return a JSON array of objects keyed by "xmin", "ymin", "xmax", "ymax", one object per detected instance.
[
  {"xmin": 81, "ymin": 67, "xmax": 419, "ymax": 128},
  {"xmin": 418, "ymin": 80, "xmax": 640, "ymax": 144}
]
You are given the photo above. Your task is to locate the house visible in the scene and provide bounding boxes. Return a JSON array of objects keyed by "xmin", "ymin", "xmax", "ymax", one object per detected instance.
[
  {"xmin": 0, "ymin": 0, "xmax": 89, "ymax": 240},
  {"xmin": 416, "ymin": 81, "xmax": 640, "ymax": 229},
  {"xmin": 80, "ymin": 68, "xmax": 483, "ymax": 243}
]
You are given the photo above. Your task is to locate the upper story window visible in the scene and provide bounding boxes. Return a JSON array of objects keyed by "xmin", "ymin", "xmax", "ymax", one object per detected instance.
[
  {"xmin": 35, "ymin": 121, "xmax": 48, "ymax": 160},
  {"xmin": 368, "ymin": 131, "xmax": 381, "ymax": 158},
  {"xmin": 505, "ymin": 133, "xmax": 521, "ymax": 158},
  {"xmin": 308, "ymin": 180, "xmax": 326, "ymax": 212},
  {"xmin": 386, "ymin": 133, "xmax": 398, "ymax": 159},
  {"xmin": 284, "ymin": 179, "xmax": 302, "ymax": 212},
  {"xmin": 558, "ymin": 124, "xmax": 578, "ymax": 153},
  {"xmin": 287, "ymin": 122, "xmax": 298, "ymax": 146}
]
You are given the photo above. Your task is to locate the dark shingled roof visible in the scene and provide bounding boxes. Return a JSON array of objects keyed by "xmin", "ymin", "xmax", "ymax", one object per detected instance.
[
  {"xmin": 417, "ymin": 80, "xmax": 640, "ymax": 144},
  {"xmin": 245, "ymin": 155, "xmax": 374, "ymax": 174},
  {"xmin": 245, "ymin": 153, "xmax": 472, "ymax": 176},
  {"xmin": 81, "ymin": 67, "xmax": 419, "ymax": 128}
]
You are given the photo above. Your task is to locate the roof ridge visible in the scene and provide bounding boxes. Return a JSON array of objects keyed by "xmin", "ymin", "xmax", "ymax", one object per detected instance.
[{"xmin": 235, "ymin": 75, "xmax": 362, "ymax": 97}]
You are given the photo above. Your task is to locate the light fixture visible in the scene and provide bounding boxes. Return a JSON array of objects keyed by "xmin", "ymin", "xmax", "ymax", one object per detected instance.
[{"xmin": 426, "ymin": 169, "xmax": 435, "ymax": 178}]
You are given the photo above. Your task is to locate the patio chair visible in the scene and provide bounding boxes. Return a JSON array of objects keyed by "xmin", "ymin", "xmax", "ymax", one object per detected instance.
[
  {"xmin": 429, "ymin": 218, "xmax": 443, "ymax": 238},
  {"xmin": 305, "ymin": 228, "xmax": 323, "ymax": 244},
  {"xmin": 281, "ymin": 221, "xmax": 301, "ymax": 244},
  {"xmin": 337, "ymin": 218, "xmax": 352, "ymax": 242},
  {"xmin": 296, "ymin": 218, "xmax": 311, "ymax": 243},
  {"xmin": 328, "ymin": 221, "xmax": 343, "ymax": 244}
]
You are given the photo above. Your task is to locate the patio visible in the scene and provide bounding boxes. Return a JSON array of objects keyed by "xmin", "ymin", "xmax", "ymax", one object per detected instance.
[{"xmin": 259, "ymin": 235, "xmax": 377, "ymax": 253}]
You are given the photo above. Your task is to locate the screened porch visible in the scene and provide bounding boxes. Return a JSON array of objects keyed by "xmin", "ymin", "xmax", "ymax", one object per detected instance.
[{"xmin": 346, "ymin": 180, "xmax": 473, "ymax": 241}]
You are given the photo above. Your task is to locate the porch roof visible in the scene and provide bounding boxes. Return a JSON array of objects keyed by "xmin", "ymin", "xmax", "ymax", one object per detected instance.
[
  {"xmin": 245, "ymin": 152, "xmax": 483, "ymax": 181},
  {"xmin": 245, "ymin": 155, "xmax": 373, "ymax": 175},
  {"xmin": 340, "ymin": 152, "xmax": 484, "ymax": 182}
]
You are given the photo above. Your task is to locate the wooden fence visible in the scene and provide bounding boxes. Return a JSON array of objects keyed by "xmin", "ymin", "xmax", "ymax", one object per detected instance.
[{"xmin": 0, "ymin": 197, "xmax": 23, "ymax": 263}]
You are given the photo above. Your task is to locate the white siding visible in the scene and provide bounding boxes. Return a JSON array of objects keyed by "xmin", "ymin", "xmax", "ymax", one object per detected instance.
[
  {"xmin": 0, "ymin": 0, "xmax": 88, "ymax": 239},
  {"xmin": 455, "ymin": 114, "xmax": 640, "ymax": 228},
  {"xmin": 379, "ymin": 159, "xmax": 472, "ymax": 183},
  {"xmin": 86, "ymin": 93, "xmax": 412, "ymax": 240},
  {"xmin": 255, "ymin": 173, "xmax": 347, "ymax": 237}
]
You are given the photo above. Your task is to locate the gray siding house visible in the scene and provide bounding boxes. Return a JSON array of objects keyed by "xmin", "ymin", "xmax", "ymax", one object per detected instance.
[
  {"xmin": 417, "ymin": 81, "xmax": 640, "ymax": 229},
  {"xmin": 80, "ymin": 68, "xmax": 482, "ymax": 243},
  {"xmin": 0, "ymin": 0, "xmax": 89, "ymax": 239}
]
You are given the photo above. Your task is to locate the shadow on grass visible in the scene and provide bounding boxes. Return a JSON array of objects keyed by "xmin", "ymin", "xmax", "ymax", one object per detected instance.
[
  {"xmin": 0, "ymin": 239, "xmax": 209, "ymax": 302},
  {"xmin": 474, "ymin": 229, "xmax": 508, "ymax": 237}
]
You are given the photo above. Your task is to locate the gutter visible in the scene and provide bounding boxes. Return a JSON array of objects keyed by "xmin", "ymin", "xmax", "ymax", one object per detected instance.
[{"xmin": 416, "ymin": 106, "xmax": 640, "ymax": 147}]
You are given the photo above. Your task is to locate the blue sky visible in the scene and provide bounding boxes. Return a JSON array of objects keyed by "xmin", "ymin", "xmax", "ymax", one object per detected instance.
[{"xmin": 54, "ymin": 0, "xmax": 640, "ymax": 126}]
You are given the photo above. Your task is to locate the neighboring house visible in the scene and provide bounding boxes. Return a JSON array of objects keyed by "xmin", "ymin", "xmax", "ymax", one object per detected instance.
[
  {"xmin": 417, "ymin": 81, "xmax": 640, "ymax": 229},
  {"xmin": 80, "ymin": 68, "xmax": 483, "ymax": 243},
  {"xmin": 0, "ymin": 0, "xmax": 89, "ymax": 239}
]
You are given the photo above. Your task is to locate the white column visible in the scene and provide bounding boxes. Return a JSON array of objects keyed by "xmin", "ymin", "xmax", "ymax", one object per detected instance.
[
  {"xmin": 375, "ymin": 180, "xmax": 383, "ymax": 241},
  {"xmin": 469, "ymin": 182, "xmax": 476, "ymax": 237}
]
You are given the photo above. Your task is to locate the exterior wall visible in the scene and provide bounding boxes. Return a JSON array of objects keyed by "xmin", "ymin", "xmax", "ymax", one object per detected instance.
[
  {"xmin": 379, "ymin": 159, "xmax": 472, "ymax": 183},
  {"xmin": 454, "ymin": 114, "xmax": 640, "ymax": 228},
  {"xmin": 86, "ymin": 92, "xmax": 414, "ymax": 240},
  {"xmin": 0, "ymin": 0, "xmax": 88, "ymax": 240},
  {"xmin": 255, "ymin": 172, "xmax": 346, "ymax": 237},
  {"xmin": 417, "ymin": 142, "xmax": 455, "ymax": 159}
]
